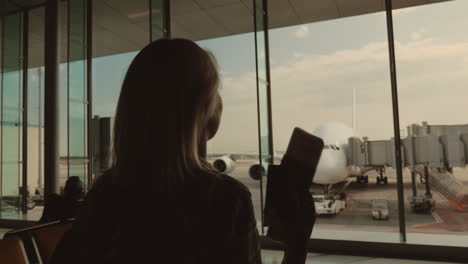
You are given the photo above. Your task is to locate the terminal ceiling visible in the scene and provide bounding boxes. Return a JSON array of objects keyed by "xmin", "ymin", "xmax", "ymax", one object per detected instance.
[{"xmin": 1, "ymin": 0, "xmax": 449, "ymax": 68}]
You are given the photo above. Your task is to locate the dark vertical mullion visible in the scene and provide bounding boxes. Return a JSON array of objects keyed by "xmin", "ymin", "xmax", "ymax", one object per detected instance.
[
  {"xmin": 86, "ymin": 0, "xmax": 93, "ymax": 189},
  {"xmin": 384, "ymin": 0, "xmax": 406, "ymax": 242},
  {"xmin": 44, "ymin": 0, "xmax": 60, "ymax": 198},
  {"xmin": 262, "ymin": 0, "xmax": 274, "ymax": 166},
  {"xmin": 163, "ymin": 0, "xmax": 170, "ymax": 38},
  {"xmin": 67, "ymin": 0, "xmax": 71, "ymax": 180},
  {"xmin": 21, "ymin": 10, "xmax": 28, "ymax": 214},
  {"xmin": 253, "ymin": 0, "xmax": 263, "ymax": 234},
  {"xmin": 38, "ymin": 67, "xmax": 42, "ymax": 192},
  {"xmin": 0, "ymin": 17, "xmax": 4, "ymax": 204}
]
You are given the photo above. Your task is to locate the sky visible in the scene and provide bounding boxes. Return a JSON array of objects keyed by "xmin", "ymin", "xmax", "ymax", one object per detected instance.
[{"xmin": 91, "ymin": 0, "xmax": 468, "ymax": 154}]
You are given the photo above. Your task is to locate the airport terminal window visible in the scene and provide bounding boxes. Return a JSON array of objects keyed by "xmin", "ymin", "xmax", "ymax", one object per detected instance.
[
  {"xmin": 92, "ymin": 0, "xmax": 149, "ymax": 175},
  {"xmin": 68, "ymin": 0, "xmax": 88, "ymax": 185},
  {"xmin": 59, "ymin": 0, "xmax": 70, "ymax": 190},
  {"xmin": 171, "ymin": 2, "xmax": 263, "ymax": 226},
  {"xmin": 1, "ymin": 13, "xmax": 23, "ymax": 216},
  {"xmin": 269, "ymin": 5, "xmax": 400, "ymax": 242},
  {"xmin": 393, "ymin": 0, "xmax": 468, "ymax": 247},
  {"xmin": 27, "ymin": 7, "xmax": 46, "ymax": 217}
]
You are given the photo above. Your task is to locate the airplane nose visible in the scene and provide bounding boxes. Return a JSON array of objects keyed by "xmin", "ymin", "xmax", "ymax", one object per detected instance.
[{"xmin": 313, "ymin": 149, "xmax": 348, "ymax": 185}]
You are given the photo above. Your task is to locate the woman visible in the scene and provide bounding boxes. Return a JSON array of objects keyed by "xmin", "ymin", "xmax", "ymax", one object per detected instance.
[{"xmin": 51, "ymin": 39, "xmax": 262, "ymax": 263}]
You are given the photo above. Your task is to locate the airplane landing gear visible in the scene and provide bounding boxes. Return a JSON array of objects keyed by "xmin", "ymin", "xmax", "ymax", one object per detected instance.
[
  {"xmin": 356, "ymin": 175, "xmax": 369, "ymax": 184},
  {"xmin": 376, "ymin": 168, "xmax": 388, "ymax": 184}
]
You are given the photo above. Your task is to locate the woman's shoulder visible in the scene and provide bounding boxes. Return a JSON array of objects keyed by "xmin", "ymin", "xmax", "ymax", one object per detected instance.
[{"xmin": 199, "ymin": 172, "xmax": 252, "ymax": 207}]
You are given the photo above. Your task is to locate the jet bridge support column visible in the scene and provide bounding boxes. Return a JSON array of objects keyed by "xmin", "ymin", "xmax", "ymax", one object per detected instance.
[
  {"xmin": 411, "ymin": 171, "xmax": 417, "ymax": 197},
  {"xmin": 424, "ymin": 165, "xmax": 432, "ymax": 197}
]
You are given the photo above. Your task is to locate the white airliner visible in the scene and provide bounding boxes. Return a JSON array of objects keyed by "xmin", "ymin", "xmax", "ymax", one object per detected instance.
[{"xmin": 209, "ymin": 122, "xmax": 383, "ymax": 186}]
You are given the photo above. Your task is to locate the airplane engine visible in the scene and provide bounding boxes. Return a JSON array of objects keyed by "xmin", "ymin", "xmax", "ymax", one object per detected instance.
[
  {"xmin": 248, "ymin": 163, "xmax": 265, "ymax": 181},
  {"xmin": 213, "ymin": 157, "xmax": 236, "ymax": 174}
]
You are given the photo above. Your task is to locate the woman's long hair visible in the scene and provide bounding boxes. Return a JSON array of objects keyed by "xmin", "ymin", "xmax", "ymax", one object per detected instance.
[{"xmin": 111, "ymin": 39, "xmax": 220, "ymax": 192}]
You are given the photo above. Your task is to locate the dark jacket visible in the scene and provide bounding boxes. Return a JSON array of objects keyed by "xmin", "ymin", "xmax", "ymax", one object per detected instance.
[{"xmin": 50, "ymin": 170, "xmax": 262, "ymax": 264}]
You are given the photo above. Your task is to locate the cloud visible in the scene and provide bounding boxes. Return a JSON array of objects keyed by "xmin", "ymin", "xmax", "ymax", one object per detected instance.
[
  {"xmin": 215, "ymin": 35, "xmax": 468, "ymax": 151},
  {"xmin": 294, "ymin": 25, "xmax": 310, "ymax": 39},
  {"xmin": 392, "ymin": 7, "xmax": 417, "ymax": 16}
]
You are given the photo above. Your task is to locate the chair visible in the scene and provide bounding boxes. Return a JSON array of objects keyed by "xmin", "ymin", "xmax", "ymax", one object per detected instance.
[
  {"xmin": 0, "ymin": 236, "xmax": 30, "ymax": 264},
  {"xmin": 4, "ymin": 219, "xmax": 73, "ymax": 264},
  {"xmin": 32, "ymin": 222, "xmax": 72, "ymax": 263}
]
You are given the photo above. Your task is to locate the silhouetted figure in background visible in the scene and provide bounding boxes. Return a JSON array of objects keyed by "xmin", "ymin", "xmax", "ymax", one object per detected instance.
[{"xmin": 39, "ymin": 176, "xmax": 84, "ymax": 223}]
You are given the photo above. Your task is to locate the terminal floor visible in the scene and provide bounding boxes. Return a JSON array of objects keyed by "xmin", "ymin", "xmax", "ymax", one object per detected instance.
[{"xmin": 261, "ymin": 250, "xmax": 458, "ymax": 264}]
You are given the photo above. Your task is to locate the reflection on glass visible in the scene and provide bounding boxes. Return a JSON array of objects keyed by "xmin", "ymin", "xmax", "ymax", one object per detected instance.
[{"xmin": 394, "ymin": 0, "xmax": 468, "ymax": 247}]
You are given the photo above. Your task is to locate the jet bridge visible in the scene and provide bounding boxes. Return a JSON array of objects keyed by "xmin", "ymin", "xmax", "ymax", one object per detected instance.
[{"xmin": 347, "ymin": 122, "xmax": 468, "ymax": 211}]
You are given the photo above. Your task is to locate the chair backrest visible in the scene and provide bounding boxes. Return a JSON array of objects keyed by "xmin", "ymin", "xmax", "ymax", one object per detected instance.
[
  {"xmin": 32, "ymin": 222, "xmax": 72, "ymax": 263},
  {"xmin": 0, "ymin": 236, "xmax": 30, "ymax": 264},
  {"xmin": 4, "ymin": 219, "xmax": 73, "ymax": 263}
]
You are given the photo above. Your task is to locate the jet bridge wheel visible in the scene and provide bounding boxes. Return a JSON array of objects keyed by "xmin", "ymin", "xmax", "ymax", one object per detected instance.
[
  {"xmin": 376, "ymin": 168, "xmax": 388, "ymax": 185},
  {"xmin": 356, "ymin": 175, "xmax": 369, "ymax": 184},
  {"xmin": 377, "ymin": 176, "xmax": 388, "ymax": 184}
]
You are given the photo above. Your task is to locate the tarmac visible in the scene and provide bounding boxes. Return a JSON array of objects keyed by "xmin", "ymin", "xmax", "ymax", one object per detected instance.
[{"xmin": 230, "ymin": 160, "xmax": 468, "ymax": 247}]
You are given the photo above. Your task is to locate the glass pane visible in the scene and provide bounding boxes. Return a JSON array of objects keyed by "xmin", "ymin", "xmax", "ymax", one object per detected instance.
[
  {"xmin": 394, "ymin": 0, "xmax": 468, "ymax": 247},
  {"xmin": 2, "ymin": 125, "xmax": 20, "ymax": 162},
  {"xmin": 69, "ymin": 101, "xmax": 86, "ymax": 159},
  {"xmin": 2, "ymin": 14, "xmax": 22, "ymax": 108},
  {"xmin": 171, "ymin": 1, "xmax": 262, "ymax": 228},
  {"xmin": 69, "ymin": 60, "xmax": 85, "ymax": 101},
  {"xmin": 255, "ymin": 0, "xmax": 267, "ymax": 84},
  {"xmin": 0, "ymin": 16, "xmax": 2, "ymax": 75},
  {"xmin": 28, "ymin": 7, "xmax": 45, "ymax": 210},
  {"xmin": 151, "ymin": 0, "xmax": 164, "ymax": 40},
  {"xmin": 68, "ymin": 0, "xmax": 88, "ymax": 188},
  {"xmin": 3, "ymin": 109, "xmax": 21, "ymax": 123},
  {"xmin": 27, "ymin": 124, "xmax": 41, "ymax": 196},
  {"xmin": 0, "ymin": 163, "xmax": 21, "ymax": 215},
  {"xmin": 255, "ymin": 0, "xmax": 271, "ymax": 175},
  {"xmin": 270, "ymin": 5, "xmax": 399, "ymax": 242},
  {"xmin": 69, "ymin": 161, "xmax": 86, "ymax": 181},
  {"xmin": 3, "ymin": 71, "xmax": 21, "ymax": 107},
  {"xmin": 69, "ymin": 0, "xmax": 85, "ymax": 101},
  {"xmin": 92, "ymin": 0, "xmax": 149, "ymax": 178},
  {"xmin": 58, "ymin": 0, "xmax": 70, "ymax": 189},
  {"xmin": 2, "ymin": 163, "xmax": 20, "ymax": 199},
  {"xmin": 27, "ymin": 68, "xmax": 42, "ymax": 125}
]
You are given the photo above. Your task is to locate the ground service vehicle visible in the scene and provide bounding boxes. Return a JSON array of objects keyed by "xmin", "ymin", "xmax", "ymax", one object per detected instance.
[
  {"xmin": 313, "ymin": 194, "xmax": 345, "ymax": 215},
  {"xmin": 371, "ymin": 199, "xmax": 389, "ymax": 220}
]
